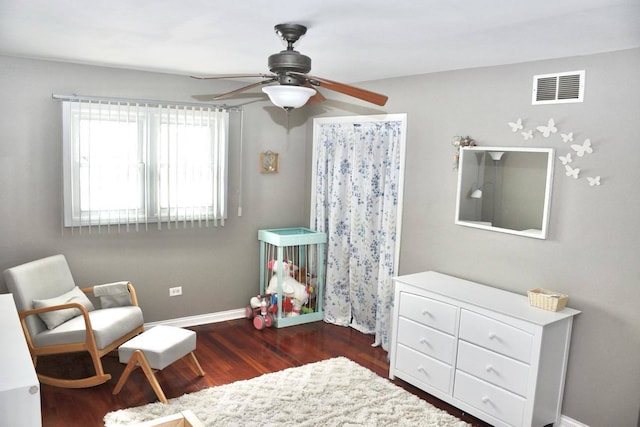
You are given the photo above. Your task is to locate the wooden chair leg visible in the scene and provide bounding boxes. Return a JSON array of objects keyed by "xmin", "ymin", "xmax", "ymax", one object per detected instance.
[
  {"xmin": 88, "ymin": 346, "xmax": 106, "ymax": 376},
  {"xmin": 39, "ymin": 372, "xmax": 111, "ymax": 388},
  {"xmin": 34, "ymin": 347, "xmax": 109, "ymax": 389},
  {"xmin": 188, "ymin": 352, "xmax": 205, "ymax": 377}
]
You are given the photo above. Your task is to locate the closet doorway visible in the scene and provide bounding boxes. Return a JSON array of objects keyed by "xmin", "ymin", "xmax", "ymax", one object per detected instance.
[{"xmin": 311, "ymin": 114, "xmax": 407, "ymax": 350}]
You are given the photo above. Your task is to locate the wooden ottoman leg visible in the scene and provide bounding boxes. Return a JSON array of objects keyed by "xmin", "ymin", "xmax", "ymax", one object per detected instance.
[
  {"xmin": 113, "ymin": 350, "xmax": 141, "ymax": 395},
  {"xmin": 188, "ymin": 352, "xmax": 205, "ymax": 377},
  {"xmin": 136, "ymin": 350, "xmax": 168, "ymax": 404},
  {"xmin": 113, "ymin": 350, "xmax": 168, "ymax": 404}
]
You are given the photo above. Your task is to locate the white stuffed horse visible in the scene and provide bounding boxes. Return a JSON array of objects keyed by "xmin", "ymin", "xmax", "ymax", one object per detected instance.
[{"xmin": 266, "ymin": 260, "xmax": 309, "ymax": 305}]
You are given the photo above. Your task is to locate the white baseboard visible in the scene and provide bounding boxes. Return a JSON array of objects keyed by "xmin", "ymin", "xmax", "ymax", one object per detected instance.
[
  {"xmin": 559, "ymin": 415, "xmax": 589, "ymax": 427},
  {"xmin": 144, "ymin": 308, "xmax": 246, "ymax": 329}
]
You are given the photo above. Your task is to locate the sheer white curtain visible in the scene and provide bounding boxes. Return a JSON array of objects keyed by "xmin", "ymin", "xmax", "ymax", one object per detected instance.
[{"xmin": 312, "ymin": 115, "xmax": 406, "ymax": 350}]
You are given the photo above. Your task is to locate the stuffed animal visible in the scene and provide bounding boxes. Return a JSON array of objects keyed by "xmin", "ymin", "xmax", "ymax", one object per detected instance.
[
  {"xmin": 267, "ymin": 259, "xmax": 307, "ymax": 283},
  {"xmin": 294, "ymin": 266, "xmax": 307, "ymax": 284},
  {"xmin": 266, "ymin": 260, "xmax": 309, "ymax": 305},
  {"xmin": 268, "ymin": 296, "xmax": 294, "ymax": 314},
  {"xmin": 249, "ymin": 295, "xmax": 262, "ymax": 309}
]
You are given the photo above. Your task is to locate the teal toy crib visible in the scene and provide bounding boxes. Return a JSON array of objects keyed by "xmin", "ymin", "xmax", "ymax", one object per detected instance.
[{"xmin": 258, "ymin": 228, "xmax": 326, "ymax": 328}]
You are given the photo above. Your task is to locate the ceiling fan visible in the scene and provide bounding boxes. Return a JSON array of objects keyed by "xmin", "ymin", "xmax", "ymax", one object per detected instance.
[{"xmin": 192, "ymin": 23, "xmax": 388, "ymax": 110}]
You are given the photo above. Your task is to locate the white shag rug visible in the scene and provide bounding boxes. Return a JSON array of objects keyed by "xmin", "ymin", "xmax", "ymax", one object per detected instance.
[{"xmin": 104, "ymin": 357, "xmax": 470, "ymax": 427}]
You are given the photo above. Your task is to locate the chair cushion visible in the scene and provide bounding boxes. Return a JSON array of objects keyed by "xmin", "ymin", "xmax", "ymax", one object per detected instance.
[
  {"xmin": 4, "ymin": 254, "xmax": 77, "ymax": 336},
  {"xmin": 33, "ymin": 286, "xmax": 95, "ymax": 330},
  {"xmin": 32, "ymin": 306, "xmax": 144, "ymax": 350}
]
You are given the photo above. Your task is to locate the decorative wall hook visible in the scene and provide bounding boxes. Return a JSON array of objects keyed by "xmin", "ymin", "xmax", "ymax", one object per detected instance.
[{"xmin": 260, "ymin": 151, "xmax": 279, "ymax": 174}]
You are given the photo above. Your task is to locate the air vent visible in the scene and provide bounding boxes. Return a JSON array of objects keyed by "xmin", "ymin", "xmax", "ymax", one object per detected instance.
[{"xmin": 532, "ymin": 70, "xmax": 585, "ymax": 105}]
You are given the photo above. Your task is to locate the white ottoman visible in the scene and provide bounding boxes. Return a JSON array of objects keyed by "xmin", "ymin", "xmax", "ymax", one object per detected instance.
[{"xmin": 112, "ymin": 325, "xmax": 205, "ymax": 403}]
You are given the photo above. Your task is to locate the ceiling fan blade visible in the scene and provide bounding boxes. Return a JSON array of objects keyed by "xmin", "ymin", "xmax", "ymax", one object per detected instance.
[
  {"xmin": 197, "ymin": 79, "xmax": 277, "ymax": 101},
  {"xmin": 304, "ymin": 83, "xmax": 327, "ymax": 105},
  {"xmin": 191, "ymin": 73, "xmax": 275, "ymax": 80},
  {"xmin": 297, "ymin": 73, "xmax": 388, "ymax": 106}
]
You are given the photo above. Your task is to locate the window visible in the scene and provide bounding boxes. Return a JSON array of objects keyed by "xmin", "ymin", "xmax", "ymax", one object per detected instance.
[{"xmin": 62, "ymin": 99, "xmax": 229, "ymax": 229}]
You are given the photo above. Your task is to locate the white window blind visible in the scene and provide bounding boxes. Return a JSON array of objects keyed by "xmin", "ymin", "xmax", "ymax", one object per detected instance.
[{"xmin": 61, "ymin": 98, "xmax": 229, "ymax": 230}]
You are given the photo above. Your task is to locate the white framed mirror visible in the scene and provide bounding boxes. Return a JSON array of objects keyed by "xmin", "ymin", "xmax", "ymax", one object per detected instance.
[{"xmin": 455, "ymin": 146, "xmax": 555, "ymax": 239}]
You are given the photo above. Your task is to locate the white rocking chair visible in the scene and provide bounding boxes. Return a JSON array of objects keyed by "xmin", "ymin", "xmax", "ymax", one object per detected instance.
[{"xmin": 3, "ymin": 254, "xmax": 144, "ymax": 388}]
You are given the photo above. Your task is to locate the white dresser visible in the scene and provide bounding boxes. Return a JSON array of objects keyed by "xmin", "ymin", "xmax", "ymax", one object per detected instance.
[
  {"xmin": 389, "ymin": 272, "xmax": 580, "ymax": 427},
  {"xmin": 1, "ymin": 293, "xmax": 41, "ymax": 427}
]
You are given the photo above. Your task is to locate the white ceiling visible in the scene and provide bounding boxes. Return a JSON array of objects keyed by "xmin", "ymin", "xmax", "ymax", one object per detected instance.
[{"xmin": 1, "ymin": 0, "xmax": 639, "ymax": 84}]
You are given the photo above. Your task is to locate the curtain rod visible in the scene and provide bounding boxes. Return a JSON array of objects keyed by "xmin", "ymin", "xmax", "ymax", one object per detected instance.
[{"xmin": 51, "ymin": 93, "xmax": 241, "ymax": 112}]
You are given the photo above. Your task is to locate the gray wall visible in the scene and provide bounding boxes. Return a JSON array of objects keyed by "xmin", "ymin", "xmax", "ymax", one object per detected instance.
[
  {"xmin": 2, "ymin": 48, "xmax": 639, "ymax": 426},
  {"xmin": 0, "ymin": 55, "xmax": 310, "ymax": 321},
  {"xmin": 314, "ymin": 48, "xmax": 637, "ymax": 427}
]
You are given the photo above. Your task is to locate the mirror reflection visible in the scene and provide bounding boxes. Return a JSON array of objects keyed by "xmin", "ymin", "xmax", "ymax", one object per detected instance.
[{"xmin": 455, "ymin": 147, "xmax": 554, "ymax": 239}]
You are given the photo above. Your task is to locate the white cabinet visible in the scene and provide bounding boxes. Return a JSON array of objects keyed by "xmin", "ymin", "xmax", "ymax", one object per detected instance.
[
  {"xmin": 389, "ymin": 272, "xmax": 580, "ymax": 427},
  {"xmin": 0, "ymin": 294, "xmax": 41, "ymax": 427}
]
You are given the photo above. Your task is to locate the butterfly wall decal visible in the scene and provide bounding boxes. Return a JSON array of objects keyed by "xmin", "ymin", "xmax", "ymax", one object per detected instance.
[
  {"xmin": 559, "ymin": 153, "xmax": 573, "ymax": 165},
  {"xmin": 587, "ymin": 176, "xmax": 601, "ymax": 186},
  {"xmin": 571, "ymin": 139, "xmax": 593, "ymax": 157},
  {"xmin": 561, "ymin": 132, "xmax": 574, "ymax": 143},
  {"xmin": 508, "ymin": 118, "xmax": 523, "ymax": 132},
  {"xmin": 505, "ymin": 116, "xmax": 603, "ymax": 186},
  {"xmin": 537, "ymin": 118, "xmax": 558, "ymax": 138},
  {"xmin": 565, "ymin": 165, "xmax": 580, "ymax": 179}
]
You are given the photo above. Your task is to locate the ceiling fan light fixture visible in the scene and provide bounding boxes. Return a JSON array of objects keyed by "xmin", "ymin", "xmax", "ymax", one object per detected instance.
[{"xmin": 262, "ymin": 85, "xmax": 316, "ymax": 110}]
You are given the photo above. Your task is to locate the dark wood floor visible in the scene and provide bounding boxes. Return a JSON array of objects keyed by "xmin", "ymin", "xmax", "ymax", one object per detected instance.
[{"xmin": 38, "ymin": 319, "xmax": 490, "ymax": 426}]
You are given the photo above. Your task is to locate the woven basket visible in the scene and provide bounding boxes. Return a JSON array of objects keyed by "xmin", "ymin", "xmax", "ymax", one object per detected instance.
[{"xmin": 527, "ymin": 288, "xmax": 568, "ymax": 312}]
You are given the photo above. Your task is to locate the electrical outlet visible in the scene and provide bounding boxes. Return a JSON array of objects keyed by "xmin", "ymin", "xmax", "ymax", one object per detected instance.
[{"xmin": 169, "ymin": 286, "xmax": 182, "ymax": 297}]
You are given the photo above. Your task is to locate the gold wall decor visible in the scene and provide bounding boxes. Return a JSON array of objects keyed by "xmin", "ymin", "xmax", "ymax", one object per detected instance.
[{"xmin": 260, "ymin": 151, "xmax": 279, "ymax": 174}]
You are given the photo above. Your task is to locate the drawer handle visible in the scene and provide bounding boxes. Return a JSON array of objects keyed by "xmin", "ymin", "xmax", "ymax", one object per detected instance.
[
  {"xmin": 485, "ymin": 365, "xmax": 494, "ymax": 373},
  {"xmin": 417, "ymin": 365, "xmax": 428, "ymax": 376},
  {"xmin": 481, "ymin": 396, "xmax": 491, "ymax": 404},
  {"xmin": 419, "ymin": 337, "xmax": 430, "ymax": 346},
  {"xmin": 488, "ymin": 332, "xmax": 498, "ymax": 340},
  {"xmin": 421, "ymin": 309, "xmax": 431, "ymax": 316}
]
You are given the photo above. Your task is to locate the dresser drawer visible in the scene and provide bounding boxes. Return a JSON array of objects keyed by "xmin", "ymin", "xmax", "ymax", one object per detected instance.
[
  {"xmin": 395, "ymin": 344, "xmax": 453, "ymax": 394},
  {"xmin": 399, "ymin": 292, "xmax": 457, "ymax": 335},
  {"xmin": 454, "ymin": 370, "xmax": 526, "ymax": 427},
  {"xmin": 459, "ymin": 309, "xmax": 533, "ymax": 363},
  {"xmin": 397, "ymin": 317, "xmax": 457, "ymax": 364},
  {"xmin": 457, "ymin": 340, "xmax": 529, "ymax": 397}
]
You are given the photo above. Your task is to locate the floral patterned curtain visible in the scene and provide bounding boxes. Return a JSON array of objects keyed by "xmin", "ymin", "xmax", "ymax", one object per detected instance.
[{"xmin": 313, "ymin": 118, "xmax": 405, "ymax": 350}]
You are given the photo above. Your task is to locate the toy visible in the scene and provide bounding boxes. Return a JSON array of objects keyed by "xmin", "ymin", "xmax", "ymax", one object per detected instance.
[
  {"xmin": 247, "ymin": 259, "xmax": 316, "ymax": 330},
  {"xmin": 293, "ymin": 266, "xmax": 307, "ymax": 284},
  {"xmin": 266, "ymin": 260, "xmax": 309, "ymax": 305},
  {"xmin": 267, "ymin": 259, "xmax": 307, "ymax": 283},
  {"xmin": 245, "ymin": 292, "xmax": 302, "ymax": 330},
  {"xmin": 268, "ymin": 294, "xmax": 295, "ymax": 315},
  {"xmin": 245, "ymin": 295, "xmax": 274, "ymax": 330}
]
